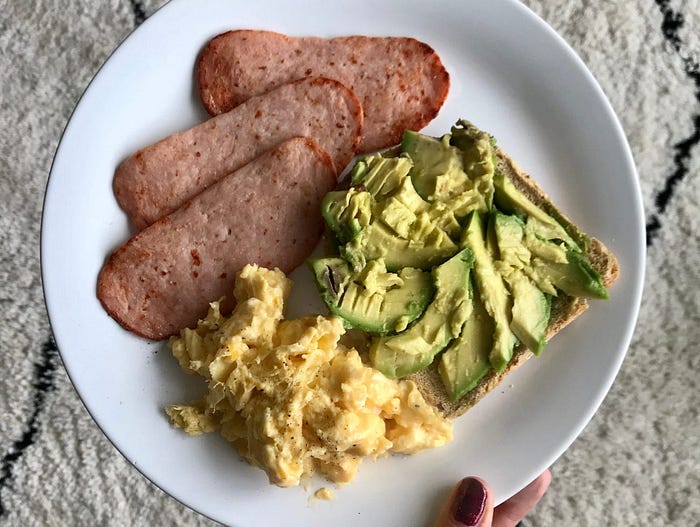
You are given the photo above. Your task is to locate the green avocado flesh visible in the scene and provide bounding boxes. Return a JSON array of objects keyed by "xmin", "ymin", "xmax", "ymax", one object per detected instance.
[
  {"xmin": 342, "ymin": 220, "xmax": 458, "ymax": 272},
  {"xmin": 309, "ymin": 258, "xmax": 433, "ymax": 335},
  {"xmin": 449, "ymin": 120, "xmax": 496, "ymax": 210},
  {"xmin": 509, "ymin": 276, "xmax": 551, "ymax": 355},
  {"xmin": 532, "ymin": 250, "xmax": 610, "ymax": 300},
  {"xmin": 326, "ymin": 154, "xmax": 460, "ymax": 271},
  {"xmin": 461, "ymin": 211, "xmax": 518, "ymax": 373},
  {"xmin": 493, "ymin": 170, "xmax": 581, "ymax": 251},
  {"xmin": 439, "ymin": 278, "xmax": 493, "ymax": 401},
  {"xmin": 492, "ymin": 212, "xmax": 550, "ymax": 355},
  {"xmin": 401, "ymin": 131, "xmax": 471, "ymax": 201},
  {"xmin": 401, "ymin": 127, "xmax": 492, "ymax": 215},
  {"xmin": 321, "ymin": 188, "xmax": 371, "ymax": 244},
  {"xmin": 370, "ymin": 249, "xmax": 474, "ymax": 378},
  {"xmin": 350, "ymin": 153, "xmax": 413, "ymax": 199},
  {"xmin": 313, "ymin": 120, "xmax": 610, "ymax": 402}
]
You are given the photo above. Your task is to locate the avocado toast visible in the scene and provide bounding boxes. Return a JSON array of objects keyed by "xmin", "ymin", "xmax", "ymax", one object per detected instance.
[
  {"xmin": 310, "ymin": 120, "xmax": 619, "ymax": 419},
  {"xmin": 410, "ymin": 143, "xmax": 619, "ymax": 418}
]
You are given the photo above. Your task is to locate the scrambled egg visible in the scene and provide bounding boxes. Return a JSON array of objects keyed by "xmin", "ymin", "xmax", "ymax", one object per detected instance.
[
  {"xmin": 166, "ymin": 264, "xmax": 452, "ymax": 487},
  {"xmin": 313, "ymin": 487, "xmax": 334, "ymax": 501}
]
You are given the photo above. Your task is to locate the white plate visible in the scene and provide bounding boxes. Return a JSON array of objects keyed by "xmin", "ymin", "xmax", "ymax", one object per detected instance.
[{"xmin": 41, "ymin": 0, "xmax": 645, "ymax": 525}]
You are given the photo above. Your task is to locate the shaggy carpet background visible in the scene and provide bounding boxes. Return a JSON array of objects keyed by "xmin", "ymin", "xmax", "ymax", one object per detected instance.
[{"xmin": 1, "ymin": 0, "xmax": 698, "ymax": 525}]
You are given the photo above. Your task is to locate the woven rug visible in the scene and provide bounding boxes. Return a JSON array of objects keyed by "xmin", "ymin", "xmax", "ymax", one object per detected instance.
[{"xmin": 1, "ymin": 1, "xmax": 698, "ymax": 525}]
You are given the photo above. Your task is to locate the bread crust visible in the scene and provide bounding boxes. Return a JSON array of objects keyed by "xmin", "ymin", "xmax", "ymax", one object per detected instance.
[{"xmin": 409, "ymin": 148, "xmax": 620, "ymax": 418}]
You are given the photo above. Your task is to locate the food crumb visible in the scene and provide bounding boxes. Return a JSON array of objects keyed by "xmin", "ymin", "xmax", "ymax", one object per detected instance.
[{"xmin": 314, "ymin": 487, "xmax": 335, "ymax": 501}]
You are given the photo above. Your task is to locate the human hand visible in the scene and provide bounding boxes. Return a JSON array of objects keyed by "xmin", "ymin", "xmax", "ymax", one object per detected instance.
[{"xmin": 433, "ymin": 470, "xmax": 551, "ymax": 527}]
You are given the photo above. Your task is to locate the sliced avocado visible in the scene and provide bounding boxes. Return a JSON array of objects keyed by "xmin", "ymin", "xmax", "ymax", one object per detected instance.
[
  {"xmin": 375, "ymin": 175, "xmax": 459, "ymax": 240},
  {"xmin": 385, "ymin": 172, "xmax": 464, "ymax": 239},
  {"xmin": 523, "ymin": 220, "xmax": 569, "ymax": 264},
  {"xmin": 461, "ymin": 211, "xmax": 518, "ymax": 372},
  {"xmin": 375, "ymin": 192, "xmax": 418, "ymax": 239},
  {"xmin": 375, "ymin": 174, "xmax": 429, "ymax": 235},
  {"xmin": 370, "ymin": 248, "xmax": 474, "ymax": 378},
  {"xmin": 338, "ymin": 160, "xmax": 462, "ymax": 270},
  {"xmin": 493, "ymin": 170, "xmax": 581, "ymax": 251},
  {"xmin": 532, "ymin": 249, "xmax": 609, "ymax": 300},
  {"xmin": 349, "ymin": 153, "xmax": 412, "ymax": 200},
  {"xmin": 425, "ymin": 201, "xmax": 462, "ymax": 240},
  {"xmin": 491, "ymin": 211, "xmax": 551, "ymax": 355},
  {"xmin": 401, "ymin": 127, "xmax": 491, "ymax": 219},
  {"xmin": 439, "ymin": 278, "xmax": 493, "ymax": 401},
  {"xmin": 321, "ymin": 188, "xmax": 372, "ymax": 243},
  {"xmin": 516, "ymin": 215, "xmax": 608, "ymax": 300},
  {"xmin": 525, "ymin": 216, "xmax": 577, "ymax": 251},
  {"xmin": 485, "ymin": 210, "xmax": 500, "ymax": 259},
  {"xmin": 507, "ymin": 273, "xmax": 551, "ymax": 355},
  {"xmin": 343, "ymin": 209, "xmax": 459, "ymax": 272},
  {"xmin": 439, "ymin": 187, "xmax": 488, "ymax": 220},
  {"xmin": 491, "ymin": 212, "xmax": 530, "ymax": 269},
  {"xmin": 401, "ymin": 131, "xmax": 471, "ymax": 202},
  {"xmin": 309, "ymin": 258, "xmax": 433, "ymax": 335},
  {"xmin": 449, "ymin": 120, "xmax": 496, "ymax": 209}
]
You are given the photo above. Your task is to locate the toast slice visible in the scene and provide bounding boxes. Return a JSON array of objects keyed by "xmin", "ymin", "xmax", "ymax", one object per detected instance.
[{"xmin": 408, "ymin": 148, "xmax": 620, "ymax": 418}]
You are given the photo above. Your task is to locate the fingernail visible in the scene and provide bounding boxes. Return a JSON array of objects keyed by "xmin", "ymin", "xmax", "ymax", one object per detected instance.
[{"xmin": 451, "ymin": 477, "xmax": 487, "ymax": 526}]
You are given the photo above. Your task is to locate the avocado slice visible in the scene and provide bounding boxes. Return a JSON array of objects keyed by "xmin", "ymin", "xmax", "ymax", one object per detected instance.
[
  {"xmin": 349, "ymin": 153, "xmax": 413, "ymax": 200},
  {"xmin": 438, "ymin": 187, "xmax": 486, "ymax": 222},
  {"xmin": 379, "ymin": 170, "xmax": 462, "ymax": 240},
  {"xmin": 461, "ymin": 211, "xmax": 518, "ymax": 372},
  {"xmin": 309, "ymin": 258, "xmax": 433, "ymax": 335},
  {"xmin": 531, "ymin": 249, "xmax": 609, "ymax": 300},
  {"xmin": 333, "ymin": 157, "xmax": 461, "ymax": 271},
  {"xmin": 449, "ymin": 120, "xmax": 496, "ymax": 209},
  {"xmin": 401, "ymin": 131, "xmax": 471, "ymax": 202},
  {"xmin": 425, "ymin": 201, "xmax": 463, "ymax": 240},
  {"xmin": 490, "ymin": 211, "xmax": 530, "ymax": 268},
  {"xmin": 321, "ymin": 188, "xmax": 372, "ymax": 243},
  {"xmin": 370, "ymin": 248, "xmax": 474, "ymax": 378},
  {"xmin": 508, "ymin": 275, "xmax": 551, "ymax": 355},
  {"xmin": 439, "ymin": 278, "xmax": 494, "ymax": 401},
  {"xmin": 491, "ymin": 212, "xmax": 551, "ymax": 355},
  {"xmin": 493, "ymin": 170, "xmax": 581, "ymax": 251},
  {"xmin": 523, "ymin": 218, "xmax": 569, "ymax": 265},
  {"xmin": 375, "ymin": 174, "xmax": 462, "ymax": 239},
  {"xmin": 485, "ymin": 210, "xmax": 501, "ymax": 259},
  {"xmin": 376, "ymin": 174, "xmax": 430, "ymax": 235},
  {"xmin": 342, "ymin": 206, "xmax": 459, "ymax": 272}
]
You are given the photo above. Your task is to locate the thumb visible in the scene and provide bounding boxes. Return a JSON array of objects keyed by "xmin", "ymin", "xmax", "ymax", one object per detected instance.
[
  {"xmin": 493, "ymin": 470, "xmax": 551, "ymax": 527},
  {"xmin": 433, "ymin": 477, "xmax": 494, "ymax": 527}
]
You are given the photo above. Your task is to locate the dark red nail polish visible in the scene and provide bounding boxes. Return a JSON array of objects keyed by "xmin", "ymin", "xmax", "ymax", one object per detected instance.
[{"xmin": 451, "ymin": 477, "xmax": 487, "ymax": 526}]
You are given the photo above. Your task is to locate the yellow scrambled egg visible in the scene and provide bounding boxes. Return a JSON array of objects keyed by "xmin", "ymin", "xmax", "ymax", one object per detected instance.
[{"xmin": 166, "ymin": 264, "xmax": 452, "ymax": 488}]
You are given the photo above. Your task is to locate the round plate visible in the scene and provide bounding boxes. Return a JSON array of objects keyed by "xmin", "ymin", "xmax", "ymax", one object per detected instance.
[{"xmin": 41, "ymin": 0, "xmax": 645, "ymax": 525}]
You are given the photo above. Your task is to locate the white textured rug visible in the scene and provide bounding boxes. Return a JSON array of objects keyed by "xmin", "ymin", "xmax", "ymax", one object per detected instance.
[{"xmin": 1, "ymin": 1, "xmax": 698, "ymax": 525}]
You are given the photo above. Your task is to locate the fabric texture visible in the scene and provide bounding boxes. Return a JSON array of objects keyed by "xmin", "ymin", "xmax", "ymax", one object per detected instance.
[{"xmin": 0, "ymin": 1, "xmax": 697, "ymax": 525}]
